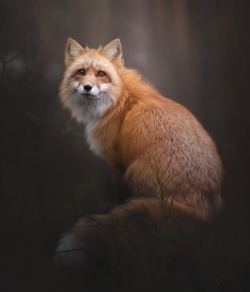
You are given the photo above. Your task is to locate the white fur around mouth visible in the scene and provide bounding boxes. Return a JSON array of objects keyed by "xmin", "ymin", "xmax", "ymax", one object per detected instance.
[{"xmin": 80, "ymin": 93, "xmax": 96, "ymax": 97}]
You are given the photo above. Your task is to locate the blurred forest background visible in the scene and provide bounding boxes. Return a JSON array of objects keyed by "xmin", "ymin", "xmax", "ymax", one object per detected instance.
[{"xmin": 1, "ymin": 0, "xmax": 250, "ymax": 291}]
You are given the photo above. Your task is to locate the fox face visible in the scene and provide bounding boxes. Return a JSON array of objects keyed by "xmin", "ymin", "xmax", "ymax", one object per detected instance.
[{"xmin": 59, "ymin": 38, "xmax": 123, "ymax": 124}]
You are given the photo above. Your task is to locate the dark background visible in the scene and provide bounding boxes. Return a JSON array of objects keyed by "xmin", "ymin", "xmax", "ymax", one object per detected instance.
[{"xmin": 1, "ymin": 0, "xmax": 250, "ymax": 291}]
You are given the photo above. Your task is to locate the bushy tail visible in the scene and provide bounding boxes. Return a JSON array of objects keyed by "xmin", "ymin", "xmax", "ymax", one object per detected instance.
[{"xmin": 54, "ymin": 198, "xmax": 211, "ymax": 291}]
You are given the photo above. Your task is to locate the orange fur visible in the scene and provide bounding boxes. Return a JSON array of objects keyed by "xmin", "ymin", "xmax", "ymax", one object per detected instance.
[{"xmin": 59, "ymin": 38, "xmax": 223, "ymax": 220}]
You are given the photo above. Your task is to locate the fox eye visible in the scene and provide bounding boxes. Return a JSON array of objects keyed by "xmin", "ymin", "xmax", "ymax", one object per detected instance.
[
  {"xmin": 77, "ymin": 69, "xmax": 85, "ymax": 75},
  {"xmin": 97, "ymin": 71, "xmax": 105, "ymax": 77}
]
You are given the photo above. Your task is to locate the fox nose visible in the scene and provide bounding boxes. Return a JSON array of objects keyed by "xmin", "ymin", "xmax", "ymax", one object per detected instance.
[{"xmin": 84, "ymin": 84, "xmax": 92, "ymax": 92}]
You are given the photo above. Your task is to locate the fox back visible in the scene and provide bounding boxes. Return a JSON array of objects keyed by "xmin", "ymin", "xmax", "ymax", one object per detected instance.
[{"xmin": 59, "ymin": 38, "xmax": 223, "ymax": 220}]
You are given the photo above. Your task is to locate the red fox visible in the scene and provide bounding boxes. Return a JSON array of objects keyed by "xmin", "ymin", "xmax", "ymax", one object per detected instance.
[
  {"xmin": 55, "ymin": 38, "xmax": 223, "ymax": 274},
  {"xmin": 59, "ymin": 38, "xmax": 223, "ymax": 220}
]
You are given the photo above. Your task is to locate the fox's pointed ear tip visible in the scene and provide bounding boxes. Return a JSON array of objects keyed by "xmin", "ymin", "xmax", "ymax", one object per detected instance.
[
  {"xmin": 107, "ymin": 38, "xmax": 121, "ymax": 45},
  {"xmin": 66, "ymin": 37, "xmax": 74, "ymax": 44},
  {"xmin": 114, "ymin": 38, "xmax": 121, "ymax": 44}
]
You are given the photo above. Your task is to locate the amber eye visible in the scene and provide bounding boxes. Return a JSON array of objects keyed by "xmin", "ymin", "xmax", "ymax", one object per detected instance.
[
  {"xmin": 77, "ymin": 69, "xmax": 85, "ymax": 75},
  {"xmin": 97, "ymin": 71, "xmax": 105, "ymax": 77}
]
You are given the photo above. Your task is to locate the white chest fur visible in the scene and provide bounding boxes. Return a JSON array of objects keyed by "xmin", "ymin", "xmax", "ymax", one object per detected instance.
[{"xmin": 85, "ymin": 120, "xmax": 103, "ymax": 157}]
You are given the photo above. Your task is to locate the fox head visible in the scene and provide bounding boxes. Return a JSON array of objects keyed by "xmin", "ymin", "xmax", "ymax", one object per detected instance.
[{"xmin": 59, "ymin": 38, "xmax": 123, "ymax": 124}]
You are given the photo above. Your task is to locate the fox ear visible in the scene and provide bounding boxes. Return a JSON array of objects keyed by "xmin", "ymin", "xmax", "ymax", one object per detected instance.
[
  {"xmin": 65, "ymin": 38, "xmax": 85, "ymax": 65},
  {"xmin": 102, "ymin": 39, "xmax": 123, "ymax": 66}
]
